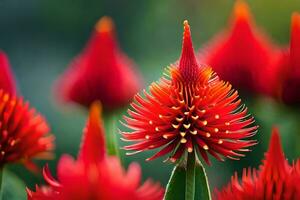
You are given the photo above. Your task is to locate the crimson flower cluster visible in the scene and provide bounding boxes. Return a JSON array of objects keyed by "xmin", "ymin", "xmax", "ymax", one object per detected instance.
[
  {"xmin": 0, "ymin": 51, "xmax": 17, "ymax": 95},
  {"xmin": 0, "ymin": 90, "xmax": 54, "ymax": 170},
  {"xmin": 214, "ymin": 127, "xmax": 300, "ymax": 200},
  {"xmin": 27, "ymin": 102, "xmax": 164, "ymax": 200},
  {"xmin": 55, "ymin": 16, "xmax": 141, "ymax": 110},
  {"xmin": 122, "ymin": 20, "xmax": 257, "ymax": 165},
  {"xmin": 201, "ymin": 0, "xmax": 300, "ymax": 104}
]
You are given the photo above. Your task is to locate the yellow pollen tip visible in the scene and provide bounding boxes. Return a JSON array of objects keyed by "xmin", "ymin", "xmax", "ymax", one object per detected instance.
[
  {"xmin": 214, "ymin": 128, "xmax": 219, "ymax": 133},
  {"xmin": 183, "ymin": 123, "xmax": 191, "ymax": 129},
  {"xmin": 145, "ymin": 135, "xmax": 150, "ymax": 139},
  {"xmin": 203, "ymin": 145, "xmax": 209, "ymax": 150},
  {"xmin": 149, "ymin": 120, "xmax": 153, "ymax": 125},
  {"xmin": 163, "ymin": 135, "xmax": 168, "ymax": 139},
  {"xmin": 159, "ymin": 114, "xmax": 163, "ymax": 119},
  {"xmin": 202, "ymin": 120, "xmax": 208, "ymax": 126},
  {"xmin": 180, "ymin": 138, "xmax": 187, "ymax": 143},
  {"xmin": 188, "ymin": 147, "xmax": 193, "ymax": 153},
  {"xmin": 180, "ymin": 132, "xmax": 186, "ymax": 137},
  {"xmin": 176, "ymin": 117, "xmax": 184, "ymax": 122},
  {"xmin": 200, "ymin": 109, "xmax": 206, "ymax": 114},
  {"xmin": 225, "ymin": 122, "xmax": 230, "ymax": 126},
  {"xmin": 215, "ymin": 114, "xmax": 220, "ymax": 119},
  {"xmin": 172, "ymin": 124, "xmax": 180, "ymax": 129},
  {"xmin": 191, "ymin": 115, "xmax": 199, "ymax": 120},
  {"xmin": 155, "ymin": 127, "xmax": 160, "ymax": 132},
  {"xmin": 225, "ymin": 130, "xmax": 229, "ymax": 134},
  {"xmin": 190, "ymin": 130, "xmax": 197, "ymax": 135},
  {"xmin": 218, "ymin": 140, "xmax": 223, "ymax": 144},
  {"xmin": 206, "ymin": 132, "xmax": 211, "ymax": 137},
  {"xmin": 184, "ymin": 111, "xmax": 189, "ymax": 115}
]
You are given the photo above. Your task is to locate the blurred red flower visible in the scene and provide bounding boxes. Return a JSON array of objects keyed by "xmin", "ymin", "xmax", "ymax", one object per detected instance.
[
  {"xmin": 201, "ymin": 0, "xmax": 278, "ymax": 95},
  {"xmin": 0, "ymin": 51, "xmax": 17, "ymax": 95},
  {"xmin": 55, "ymin": 16, "xmax": 141, "ymax": 110},
  {"xmin": 214, "ymin": 127, "xmax": 300, "ymax": 200},
  {"xmin": 0, "ymin": 90, "xmax": 54, "ymax": 171},
  {"xmin": 122, "ymin": 21, "xmax": 257, "ymax": 165},
  {"xmin": 27, "ymin": 102, "xmax": 163, "ymax": 200},
  {"xmin": 272, "ymin": 13, "xmax": 300, "ymax": 104}
]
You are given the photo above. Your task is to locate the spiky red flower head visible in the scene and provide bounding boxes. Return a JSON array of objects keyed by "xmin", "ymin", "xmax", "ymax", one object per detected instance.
[
  {"xmin": 0, "ymin": 51, "xmax": 17, "ymax": 95},
  {"xmin": 201, "ymin": 0, "xmax": 277, "ymax": 94},
  {"xmin": 0, "ymin": 90, "xmax": 54, "ymax": 170},
  {"xmin": 55, "ymin": 16, "xmax": 141, "ymax": 110},
  {"xmin": 214, "ymin": 127, "xmax": 300, "ymax": 200},
  {"xmin": 27, "ymin": 102, "xmax": 164, "ymax": 200},
  {"xmin": 122, "ymin": 21, "xmax": 257, "ymax": 165},
  {"xmin": 274, "ymin": 13, "xmax": 300, "ymax": 104}
]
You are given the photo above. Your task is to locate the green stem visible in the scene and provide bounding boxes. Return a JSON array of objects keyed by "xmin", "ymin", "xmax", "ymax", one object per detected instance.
[
  {"xmin": 185, "ymin": 152, "xmax": 196, "ymax": 200},
  {"xmin": 104, "ymin": 114, "xmax": 119, "ymax": 157}
]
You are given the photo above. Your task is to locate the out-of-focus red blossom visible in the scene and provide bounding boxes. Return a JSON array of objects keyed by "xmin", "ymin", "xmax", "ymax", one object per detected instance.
[
  {"xmin": 0, "ymin": 90, "xmax": 54, "ymax": 170},
  {"xmin": 122, "ymin": 20, "xmax": 257, "ymax": 165},
  {"xmin": 214, "ymin": 127, "xmax": 300, "ymax": 200},
  {"xmin": 0, "ymin": 51, "xmax": 17, "ymax": 95},
  {"xmin": 271, "ymin": 13, "xmax": 300, "ymax": 104},
  {"xmin": 55, "ymin": 16, "xmax": 141, "ymax": 110},
  {"xmin": 27, "ymin": 102, "xmax": 164, "ymax": 200},
  {"xmin": 200, "ymin": 0, "xmax": 278, "ymax": 95}
]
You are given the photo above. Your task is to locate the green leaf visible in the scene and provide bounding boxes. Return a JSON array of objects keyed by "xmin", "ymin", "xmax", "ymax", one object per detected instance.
[
  {"xmin": 163, "ymin": 165, "xmax": 186, "ymax": 200},
  {"xmin": 163, "ymin": 155, "xmax": 212, "ymax": 200},
  {"xmin": 2, "ymin": 169, "xmax": 26, "ymax": 200},
  {"xmin": 194, "ymin": 162, "xmax": 211, "ymax": 200}
]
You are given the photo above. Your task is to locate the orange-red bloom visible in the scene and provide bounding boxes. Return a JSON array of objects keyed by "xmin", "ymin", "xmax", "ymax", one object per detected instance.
[
  {"xmin": 55, "ymin": 16, "xmax": 141, "ymax": 110},
  {"xmin": 214, "ymin": 127, "xmax": 300, "ymax": 200},
  {"xmin": 27, "ymin": 102, "xmax": 163, "ymax": 200},
  {"xmin": 201, "ymin": 0, "xmax": 277, "ymax": 95},
  {"xmin": 0, "ymin": 51, "xmax": 17, "ymax": 95},
  {"xmin": 122, "ymin": 21, "xmax": 257, "ymax": 165},
  {"xmin": 0, "ymin": 90, "xmax": 54, "ymax": 170}
]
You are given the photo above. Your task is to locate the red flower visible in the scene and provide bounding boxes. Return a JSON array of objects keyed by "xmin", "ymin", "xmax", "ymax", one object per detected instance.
[
  {"xmin": 274, "ymin": 13, "xmax": 300, "ymax": 104},
  {"xmin": 27, "ymin": 102, "xmax": 164, "ymax": 200},
  {"xmin": 122, "ymin": 21, "xmax": 257, "ymax": 165},
  {"xmin": 0, "ymin": 51, "xmax": 17, "ymax": 95},
  {"xmin": 0, "ymin": 90, "xmax": 54, "ymax": 170},
  {"xmin": 55, "ymin": 16, "xmax": 141, "ymax": 110},
  {"xmin": 214, "ymin": 127, "xmax": 300, "ymax": 200},
  {"xmin": 201, "ymin": 0, "xmax": 277, "ymax": 95}
]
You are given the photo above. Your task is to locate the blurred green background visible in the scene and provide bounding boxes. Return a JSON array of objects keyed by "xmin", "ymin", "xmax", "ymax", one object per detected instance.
[{"xmin": 1, "ymin": 0, "xmax": 300, "ymax": 198}]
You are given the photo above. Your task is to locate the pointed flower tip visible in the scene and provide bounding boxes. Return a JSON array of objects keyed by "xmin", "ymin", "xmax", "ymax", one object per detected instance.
[
  {"xmin": 179, "ymin": 20, "xmax": 199, "ymax": 81},
  {"xmin": 269, "ymin": 127, "xmax": 282, "ymax": 152},
  {"xmin": 291, "ymin": 12, "xmax": 300, "ymax": 42},
  {"xmin": 89, "ymin": 101, "xmax": 103, "ymax": 123},
  {"xmin": 95, "ymin": 16, "xmax": 115, "ymax": 33},
  {"xmin": 233, "ymin": 0, "xmax": 251, "ymax": 22},
  {"xmin": 266, "ymin": 127, "xmax": 285, "ymax": 162}
]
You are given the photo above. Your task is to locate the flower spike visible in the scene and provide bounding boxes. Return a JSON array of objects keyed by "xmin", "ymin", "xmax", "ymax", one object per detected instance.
[
  {"xmin": 179, "ymin": 20, "xmax": 200, "ymax": 82},
  {"xmin": 78, "ymin": 101, "xmax": 105, "ymax": 164},
  {"xmin": 214, "ymin": 127, "xmax": 300, "ymax": 200},
  {"xmin": 122, "ymin": 20, "xmax": 257, "ymax": 165},
  {"xmin": 55, "ymin": 16, "xmax": 141, "ymax": 110},
  {"xmin": 27, "ymin": 102, "xmax": 164, "ymax": 200}
]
